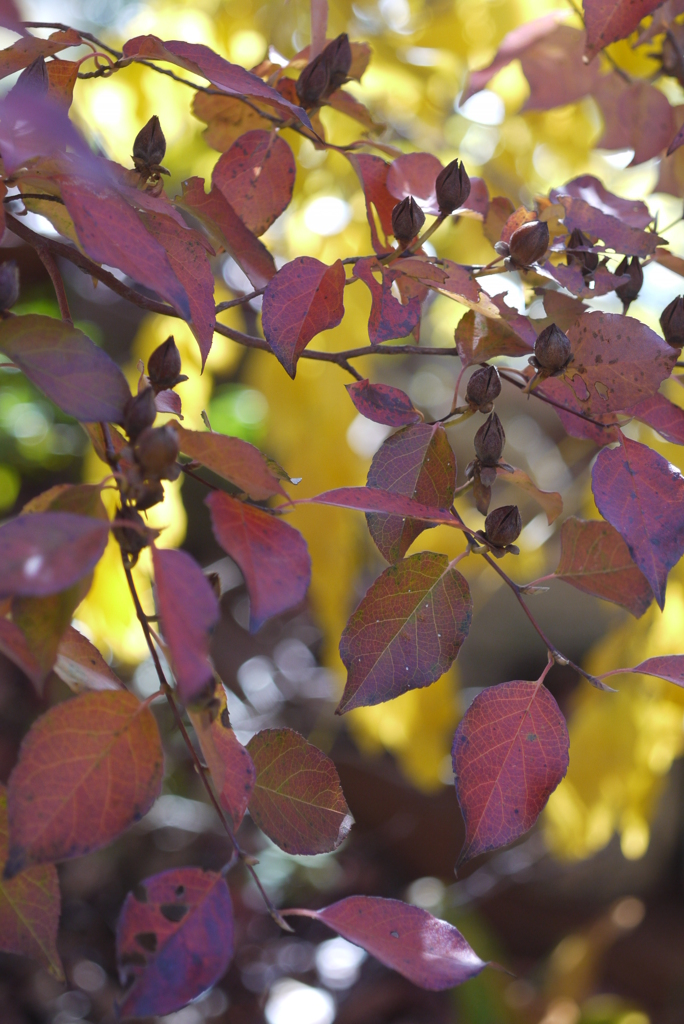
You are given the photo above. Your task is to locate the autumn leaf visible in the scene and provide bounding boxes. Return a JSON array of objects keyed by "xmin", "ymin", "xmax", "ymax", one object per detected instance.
[
  {"xmin": 629, "ymin": 393, "xmax": 684, "ymax": 444},
  {"xmin": 0, "ymin": 512, "xmax": 109, "ymax": 600},
  {"xmin": 309, "ymin": 486, "xmax": 464, "ymax": 526},
  {"xmin": 188, "ymin": 686, "xmax": 255, "ymax": 828},
  {"xmin": 212, "ymin": 129, "xmax": 295, "ymax": 236},
  {"xmin": 496, "ymin": 466, "xmax": 562, "ymax": 524},
  {"xmin": 594, "ymin": 77, "xmax": 674, "ymax": 166},
  {"xmin": 192, "ymin": 91, "xmax": 272, "ymax": 152},
  {"xmin": 552, "ymin": 174, "xmax": 652, "ymax": 228},
  {"xmin": 347, "ymin": 152, "xmax": 396, "ymax": 253},
  {"xmin": 353, "ymin": 257, "xmax": 422, "ymax": 344},
  {"xmin": 520, "ymin": 26, "xmax": 599, "ymax": 112},
  {"xmin": 54, "ymin": 626, "xmax": 123, "ymax": 693},
  {"xmin": 557, "ymin": 195, "xmax": 664, "ymax": 257},
  {"xmin": 173, "ymin": 423, "xmax": 288, "ymax": 500},
  {"xmin": 386, "ymin": 152, "xmax": 443, "ymax": 214},
  {"xmin": 583, "ymin": 0, "xmax": 664, "ymax": 60},
  {"xmin": 0, "ymin": 618, "xmax": 43, "ymax": 691},
  {"xmin": 610, "ymin": 656, "xmax": 684, "ymax": 687},
  {"xmin": 455, "ymin": 309, "xmax": 533, "ymax": 366},
  {"xmin": 0, "ymin": 29, "xmax": 81, "ymax": 79},
  {"xmin": 345, "ymin": 379, "xmax": 422, "ymax": 427}
]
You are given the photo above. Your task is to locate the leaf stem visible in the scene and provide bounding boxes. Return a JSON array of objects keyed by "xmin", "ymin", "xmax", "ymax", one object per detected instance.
[{"xmin": 36, "ymin": 246, "xmax": 72, "ymax": 324}]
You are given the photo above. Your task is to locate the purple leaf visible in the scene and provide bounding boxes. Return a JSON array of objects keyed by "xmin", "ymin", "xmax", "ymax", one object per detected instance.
[
  {"xmin": 629, "ymin": 393, "xmax": 684, "ymax": 444},
  {"xmin": 0, "ymin": 513, "xmax": 109, "ymax": 600},
  {"xmin": 353, "ymin": 257, "xmax": 422, "ymax": 344},
  {"xmin": 309, "ymin": 486, "xmax": 464, "ymax": 527},
  {"xmin": 345, "ymin": 379, "xmax": 422, "ymax": 427}
]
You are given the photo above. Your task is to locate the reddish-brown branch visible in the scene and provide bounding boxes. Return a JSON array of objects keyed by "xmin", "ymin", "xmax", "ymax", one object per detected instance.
[{"xmin": 36, "ymin": 246, "xmax": 72, "ymax": 323}]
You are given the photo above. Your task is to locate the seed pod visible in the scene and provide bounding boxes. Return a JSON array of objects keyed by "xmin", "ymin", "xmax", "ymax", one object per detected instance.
[
  {"xmin": 323, "ymin": 33, "xmax": 352, "ymax": 94},
  {"xmin": 391, "ymin": 196, "xmax": 425, "ymax": 243},
  {"xmin": 466, "ymin": 366, "xmax": 501, "ymax": 411},
  {"xmin": 435, "ymin": 159, "xmax": 471, "ymax": 215},
  {"xmin": 134, "ymin": 424, "xmax": 180, "ymax": 475},
  {"xmin": 534, "ymin": 323, "xmax": 571, "ymax": 373},
  {"xmin": 124, "ymin": 387, "xmax": 157, "ymax": 442},
  {"xmin": 11, "ymin": 56, "xmax": 48, "ymax": 97},
  {"xmin": 615, "ymin": 256, "xmax": 643, "ymax": 311},
  {"xmin": 660, "ymin": 295, "xmax": 684, "ymax": 348},
  {"xmin": 134, "ymin": 479, "xmax": 165, "ymax": 512},
  {"xmin": 147, "ymin": 335, "xmax": 187, "ymax": 391},
  {"xmin": 0, "ymin": 261, "xmax": 20, "ymax": 311},
  {"xmin": 474, "ymin": 411, "xmax": 505, "ymax": 466},
  {"xmin": 485, "ymin": 505, "xmax": 522, "ymax": 548},
  {"xmin": 508, "ymin": 219, "xmax": 549, "ymax": 268},
  {"xmin": 133, "ymin": 115, "xmax": 166, "ymax": 170},
  {"xmin": 473, "ymin": 477, "xmax": 492, "ymax": 516},
  {"xmin": 296, "ymin": 51, "xmax": 329, "ymax": 106},
  {"xmin": 113, "ymin": 506, "xmax": 151, "ymax": 563},
  {"xmin": 566, "ymin": 228, "xmax": 598, "ymax": 275}
]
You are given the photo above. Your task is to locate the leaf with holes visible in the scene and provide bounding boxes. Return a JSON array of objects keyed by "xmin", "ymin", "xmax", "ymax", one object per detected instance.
[
  {"xmin": 306, "ymin": 896, "xmax": 487, "ymax": 990},
  {"xmin": 366, "ymin": 423, "xmax": 457, "ymax": 563},
  {"xmin": 455, "ymin": 309, "xmax": 534, "ymax": 366},
  {"xmin": 152, "ymin": 547, "xmax": 219, "ymax": 706},
  {"xmin": 212, "ymin": 129, "xmax": 295, "ymax": 236},
  {"xmin": 346, "ymin": 379, "xmax": 422, "ymax": 427},
  {"xmin": 188, "ymin": 687, "xmax": 255, "ymax": 829},
  {"xmin": 0, "ymin": 315, "xmax": 131, "ymax": 423},
  {"xmin": 453, "ymin": 680, "xmax": 569, "ymax": 868},
  {"xmin": 117, "ymin": 867, "xmax": 234, "ymax": 1019},
  {"xmin": 0, "ymin": 785, "xmax": 62, "ymax": 980},
  {"xmin": 552, "ymin": 175, "xmax": 652, "ymax": 229},
  {"xmin": 629, "ymin": 393, "xmax": 684, "ymax": 445},
  {"xmin": 353, "ymin": 257, "xmax": 422, "ymax": 344},
  {"xmin": 262, "ymin": 257, "xmax": 345, "ymax": 376},
  {"xmin": 5, "ymin": 690, "xmax": 163, "ymax": 877},
  {"xmin": 557, "ymin": 195, "xmax": 664, "ymax": 257},
  {"xmin": 592, "ymin": 437, "xmax": 684, "ymax": 609},
  {"xmin": 246, "ymin": 728, "xmax": 351, "ymax": 854},
  {"xmin": 496, "ymin": 466, "xmax": 562, "ymax": 525},
  {"xmin": 583, "ymin": 0, "xmax": 664, "ymax": 59},
  {"xmin": 339, "ymin": 552, "xmax": 472, "ymax": 713},
  {"xmin": 554, "ymin": 517, "xmax": 653, "ymax": 618},
  {"xmin": 173, "ymin": 424, "xmax": 288, "ymax": 500},
  {"xmin": 206, "ymin": 492, "xmax": 311, "ymax": 632}
]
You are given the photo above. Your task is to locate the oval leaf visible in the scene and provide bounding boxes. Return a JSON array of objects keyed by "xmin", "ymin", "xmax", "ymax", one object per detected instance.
[
  {"xmin": 54, "ymin": 625, "xmax": 123, "ymax": 693},
  {"xmin": 117, "ymin": 867, "xmax": 234, "ymax": 1019},
  {"xmin": 246, "ymin": 728, "xmax": 351, "ymax": 855},
  {"xmin": 452, "ymin": 680, "xmax": 569, "ymax": 868},
  {"xmin": 188, "ymin": 686, "xmax": 255, "ymax": 829},
  {"xmin": 174, "ymin": 423, "xmax": 288, "ymax": 500},
  {"xmin": 346, "ymin": 379, "xmax": 422, "ymax": 427},
  {"xmin": 0, "ymin": 512, "xmax": 109, "ymax": 600},
  {"xmin": 212, "ymin": 129, "xmax": 295, "ymax": 236},
  {"xmin": 621, "ymin": 655, "xmax": 684, "ymax": 686},
  {"xmin": 0, "ymin": 315, "xmax": 131, "ymax": 423},
  {"xmin": 5, "ymin": 691, "xmax": 163, "ymax": 876},
  {"xmin": 339, "ymin": 552, "xmax": 472, "ymax": 713},
  {"xmin": 629, "ymin": 392, "xmax": 684, "ymax": 445}
]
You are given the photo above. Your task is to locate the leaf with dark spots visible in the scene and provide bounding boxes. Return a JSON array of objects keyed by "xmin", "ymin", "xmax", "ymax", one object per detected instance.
[
  {"xmin": 152, "ymin": 547, "xmax": 219, "ymax": 706},
  {"xmin": 366, "ymin": 423, "xmax": 457, "ymax": 563},
  {"xmin": 307, "ymin": 896, "xmax": 488, "ymax": 990},
  {"xmin": 0, "ymin": 784, "xmax": 62, "ymax": 980},
  {"xmin": 0, "ymin": 512, "xmax": 109, "ymax": 601},
  {"xmin": 117, "ymin": 866, "xmax": 234, "ymax": 1018},
  {"xmin": 173, "ymin": 423, "xmax": 288, "ymax": 500},
  {"xmin": 246, "ymin": 728, "xmax": 351, "ymax": 854},
  {"xmin": 346, "ymin": 379, "xmax": 422, "ymax": 427},
  {"xmin": 454, "ymin": 309, "xmax": 533, "ymax": 366},
  {"xmin": 628, "ymin": 393, "xmax": 684, "ymax": 444},
  {"xmin": 386, "ymin": 152, "xmax": 443, "ymax": 214},
  {"xmin": 5, "ymin": 691, "xmax": 163, "ymax": 876},
  {"xmin": 552, "ymin": 175, "xmax": 652, "ymax": 229},
  {"xmin": 262, "ymin": 257, "xmax": 345, "ymax": 376},
  {"xmin": 537, "ymin": 374, "xmax": 620, "ymax": 445},
  {"xmin": 0, "ymin": 315, "xmax": 131, "ymax": 423},
  {"xmin": 309, "ymin": 487, "xmax": 465, "ymax": 527},
  {"xmin": 338, "ymin": 552, "xmax": 472, "ymax": 713},
  {"xmin": 54, "ymin": 626, "xmax": 123, "ymax": 693},
  {"xmin": 554, "ymin": 517, "xmax": 653, "ymax": 618},
  {"xmin": 188, "ymin": 686, "xmax": 255, "ymax": 829},
  {"xmin": 557, "ymin": 195, "xmax": 664, "ymax": 257},
  {"xmin": 0, "ymin": 618, "xmax": 44, "ymax": 690},
  {"xmin": 583, "ymin": 0, "xmax": 664, "ymax": 59},
  {"xmin": 212, "ymin": 129, "xmax": 295, "ymax": 236},
  {"xmin": 347, "ymin": 153, "xmax": 396, "ymax": 253},
  {"xmin": 453, "ymin": 680, "xmax": 569, "ymax": 868},
  {"xmin": 592, "ymin": 437, "xmax": 684, "ymax": 608},
  {"xmin": 206, "ymin": 492, "xmax": 311, "ymax": 632},
  {"xmin": 177, "ymin": 176, "xmax": 276, "ymax": 290},
  {"xmin": 353, "ymin": 257, "xmax": 422, "ymax": 345}
]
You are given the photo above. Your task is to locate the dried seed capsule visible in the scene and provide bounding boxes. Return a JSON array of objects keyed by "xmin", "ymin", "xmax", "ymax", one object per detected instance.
[
  {"xmin": 466, "ymin": 366, "xmax": 501, "ymax": 411},
  {"xmin": 133, "ymin": 115, "xmax": 166, "ymax": 170},
  {"xmin": 566, "ymin": 228, "xmax": 598, "ymax": 275},
  {"xmin": 296, "ymin": 51, "xmax": 329, "ymax": 106},
  {"xmin": 391, "ymin": 196, "xmax": 425, "ymax": 243},
  {"xmin": 134, "ymin": 424, "xmax": 180, "ymax": 475},
  {"xmin": 435, "ymin": 159, "xmax": 471, "ymax": 215},
  {"xmin": 474, "ymin": 411, "xmax": 505, "ymax": 466},
  {"xmin": 485, "ymin": 505, "xmax": 522, "ymax": 548},
  {"xmin": 323, "ymin": 33, "xmax": 352, "ymax": 94},
  {"xmin": 147, "ymin": 335, "xmax": 187, "ymax": 391},
  {"xmin": 134, "ymin": 479, "xmax": 165, "ymax": 512},
  {"xmin": 534, "ymin": 323, "xmax": 571, "ymax": 373},
  {"xmin": 0, "ymin": 261, "xmax": 20, "ymax": 311},
  {"xmin": 123, "ymin": 387, "xmax": 157, "ymax": 442},
  {"xmin": 615, "ymin": 256, "xmax": 643, "ymax": 311},
  {"xmin": 508, "ymin": 219, "xmax": 549, "ymax": 268},
  {"xmin": 660, "ymin": 295, "xmax": 684, "ymax": 348},
  {"xmin": 113, "ymin": 505, "xmax": 151, "ymax": 563}
]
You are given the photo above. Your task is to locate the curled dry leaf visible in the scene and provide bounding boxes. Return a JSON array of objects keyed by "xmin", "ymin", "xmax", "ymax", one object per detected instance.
[
  {"xmin": 212, "ymin": 129, "xmax": 296, "ymax": 236},
  {"xmin": 54, "ymin": 625, "xmax": 123, "ymax": 693},
  {"xmin": 346, "ymin": 379, "xmax": 422, "ymax": 427},
  {"xmin": 246, "ymin": 728, "xmax": 352, "ymax": 854},
  {"xmin": 5, "ymin": 690, "xmax": 163, "ymax": 876},
  {"xmin": 173, "ymin": 423, "xmax": 288, "ymax": 500},
  {"xmin": 117, "ymin": 867, "xmax": 234, "ymax": 1019},
  {"xmin": 188, "ymin": 686, "xmax": 255, "ymax": 829},
  {"xmin": 455, "ymin": 309, "xmax": 533, "ymax": 366}
]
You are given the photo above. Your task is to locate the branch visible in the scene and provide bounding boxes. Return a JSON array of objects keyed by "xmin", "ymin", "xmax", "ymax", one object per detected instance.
[
  {"xmin": 36, "ymin": 245, "xmax": 72, "ymax": 323},
  {"xmin": 22, "ymin": 21, "xmax": 123, "ymax": 58}
]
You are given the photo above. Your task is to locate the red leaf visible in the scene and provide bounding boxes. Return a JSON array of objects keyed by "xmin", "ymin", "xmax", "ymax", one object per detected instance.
[
  {"xmin": 496, "ymin": 466, "xmax": 562, "ymax": 524},
  {"xmin": 0, "ymin": 0, "xmax": 26, "ymax": 35},
  {"xmin": 0, "ymin": 315, "xmax": 131, "ymax": 423},
  {"xmin": 155, "ymin": 389, "xmax": 182, "ymax": 416},
  {"xmin": 212, "ymin": 129, "xmax": 295, "ymax": 236},
  {"xmin": 117, "ymin": 867, "xmax": 234, "ymax": 1018},
  {"xmin": 462, "ymin": 11, "xmax": 564, "ymax": 101},
  {"xmin": 0, "ymin": 512, "xmax": 109, "ymax": 600},
  {"xmin": 557, "ymin": 195, "xmax": 664, "ymax": 257},
  {"xmin": 455, "ymin": 309, "xmax": 533, "ymax": 366},
  {"xmin": 59, "ymin": 176, "xmax": 191, "ymax": 320},
  {"xmin": 387, "ymin": 152, "xmax": 443, "ymax": 214},
  {"xmin": 552, "ymin": 174, "xmax": 652, "ymax": 228},
  {"xmin": 54, "ymin": 626, "xmax": 123, "ymax": 693},
  {"xmin": 141, "ymin": 212, "xmax": 216, "ymax": 368},
  {"xmin": 594, "ymin": 76, "xmax": 674, "ymax": 166},
  {"xmin": 667, "ymin": 120, "xmax": 684, "ymax": 156},
  {"xmin": 0, "ymin": 618, "xmax": 44, "ymax": 689},
  {"xmin": 173, "ymin": 424, "xmax": 288, "ymax": 500},
  {"xmin": 621, "ymin": 655, "xmax": 684, "ymax": 686},
  {"xmin": 583, "ymin": 0, "xmax": 664, "ymax": 59},
  {"xmin": 345, "ymin": 379, "xmax": 422, "ymax": 427},
  {"xmin": 0, "ymin": 29, "xmax": 80, "ymax": 78},
  {"xmin": 5, "ymin": 691, "xmax": 163, "ymax": 876},
  {"xmin": 246, "ymin": 728, "xmax": 351, "ymax": 854},
  {"xmin": 310, "ymin": 486, "xmax": 464, "ymax": 526},
  {"xmin": 152, "ymin": 547, "xmax": 219, "ymax": 705},
  {"xmin": 188, "ymin": 687, "xmax": 255, "ymax": 828},
  {"xmin": 629, "ymin": 393, "xmax": 684, "ymax": 444},
  {"xmin": 338, "ymin": 552, "xmax": 472, "ymax": 713},
  {"xmin": 366, "ymin": 423, "xmax": 457, "ymax": 563},
  {"xmin": 563, "ymin": 312, "xmax": 677, "ymax": 414},
  {"xmin": 554, "ymin": 516, "xmax": 653, "ymax": 618},
  {"xmin": 122, "ymin": 36, "xmax": 310, "ymax": 128},
  {"xmin": 347, "ymin": 153, "xmax": 396, "ymax": 254},
  {"xmin": 308, "ymin": 896, "xmax": 487, "ymax": 989},
  {"xmin": 520, "ymin": 26, "xmax": 599, "ymax": 112},
  {"xmin": 592, "ymin": 437, "xmax": 684, "ymax": 608},
  {"xmin": 0, "ymin": 785, "xmax": 62, "ymax": 980},
  {"xmin": 261, "ymin": 257, "xmax": 345, "ymax": 376},
  {"xmin": 178, "ymin": 176, "xmax": 275, "ymax": 290},
  {"xmin": 412, "ymin": 258, "xmax": 500, "ymax": 316},
  {"xmin": 452, "ymin": 680, "xmax": 569, "ymax": 867},
  {"xmin": 542, "ymin": 261, "xmax": 627, "ymax": 300},
  {"xmin": 206, "ymin": 492, "xmax": 311, "ymax": 632},
  {"xmin": 537, "ymin": 375, "xmax": 620, "ymax": 445},
  {"xmin": 353, "ymin": 257, "xmax": 421, "ymax": 344}
]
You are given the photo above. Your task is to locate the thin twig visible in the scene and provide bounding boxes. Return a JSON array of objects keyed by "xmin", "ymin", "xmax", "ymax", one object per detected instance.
[
  {"xmin": 215, "ymin": 289, "xmax": 264, "ymax": 313},
  {"xmin": 22, "ymin": 21, "xmax": 123, "ymax": 58}
]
